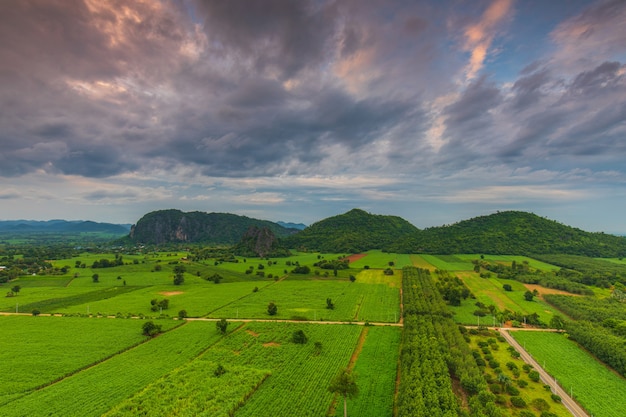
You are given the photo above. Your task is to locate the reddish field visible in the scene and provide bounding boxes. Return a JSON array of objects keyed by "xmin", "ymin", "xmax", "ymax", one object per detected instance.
[{"xmin": 344, "ymin": 253, "xmax": 368, "ymax": 263}]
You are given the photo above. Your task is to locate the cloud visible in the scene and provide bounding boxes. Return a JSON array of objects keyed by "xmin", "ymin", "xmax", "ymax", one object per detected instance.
[{"xmin": 460, "ymin": 0, "xmax": 514, "ymax": 82}]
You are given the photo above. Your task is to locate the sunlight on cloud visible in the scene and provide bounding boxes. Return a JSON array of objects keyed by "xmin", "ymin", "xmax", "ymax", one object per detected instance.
[{"xmin": 461, "ymin": 0, "xmax": 513, "ymax": 82}]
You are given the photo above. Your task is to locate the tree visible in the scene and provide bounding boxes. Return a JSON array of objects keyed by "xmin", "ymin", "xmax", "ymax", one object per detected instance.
[
  {"xmin": 349, "ymin": 275, "xmax": 356, "ymax": 282},
  {"xmin": 314, "ymin": 341, "xmax": 323, "ymax": 355},
  {"xmin": 267, "ymin": 302, "xmax": 278, "ymax": 316},
  {"xmin": 216, "ymin": 318, "xmax": 229, "ymax": 334},
  {"xmin": 11, "ymin": 285, "xmax": 21, "ymax": 295},
  {"xmin": 214, "ymin": 364, "xmax": 226, "ymax": 377},
  {"xmin": 524, "ymin": 290, "xmax": 534, "ymax": 301},
  {"xmin": 173, "ymin": 273, "xmax": 184, "ymax": 285},
  {"xmin": 292, "ymin": 329, "xmax": 308, "ymax": 344},
  {"xmin": 92, "ymin": 274, "xmax": 99, "ymax": 283},
  {"xmin": 328, "ymin": 368, "xmax": 358, "ymax": 417},
  {"xmin": 326, "ymin": 298, "xmax": 335, "ymax": 310},
  {"xmin": 549, "ymin": 314, "xmax": 565, "ymax": 330},
  {"xmin": 178, "ymin": 309, "xmax": 188, "ymax": 319},
  {"xmin": 502, "ymin": 284, "xmax": 512, "ymax": 291},
  {"xmin": 142, "ymin": 321, "xmax": 162, "ymax": 337}
]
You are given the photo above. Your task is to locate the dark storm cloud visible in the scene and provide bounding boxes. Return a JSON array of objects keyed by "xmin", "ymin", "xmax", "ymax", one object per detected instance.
[{"xmin": 193, "ymin": 0, "xmax": 338, "ymax": 80}]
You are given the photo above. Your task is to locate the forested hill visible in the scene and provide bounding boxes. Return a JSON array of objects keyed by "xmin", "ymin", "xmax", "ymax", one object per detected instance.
[
  {"xmin": 0, "ymin": 220, "xmax": 130, "ymax": 235},
  {"xmin": 386, "ymin": 211, "xmax": 626, "ymax": 257},
  {"xmin": 282, "ymin": 208, "xmax": 419, "ymax": 253},
  {"xmin": 128, "ymin": 209, "xmax": 297, "ymax": 245}
]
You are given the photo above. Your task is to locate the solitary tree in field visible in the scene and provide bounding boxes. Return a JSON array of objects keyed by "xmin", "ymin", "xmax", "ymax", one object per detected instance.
[
  {"xmin": 92, "ymin": 274, "xmax": 99, "ymax": 283},
  {"xmin": 267, "ymin": 302, "xmax": 278, "ymax": 316},
  {"xmin": 326, "ymin": 298, "xmax": 335, "ymax": 310},
  {"xmin": 142, "ymin": 321, "xmax": 162, "ymax": 337},
  {"xmin": 11, "ymin": 285, "xmax": 21, "ymax": 295},
  {"xmin": 524, "ymin": 290, "xmax": 534, "ymax": 301},
  {"xmin": 216, "ymin": 318, "xmax": 229, "ymax": 334},
  {"xmin": 328, "ymin": 368, "xmax": 358, "ymax": 417}
]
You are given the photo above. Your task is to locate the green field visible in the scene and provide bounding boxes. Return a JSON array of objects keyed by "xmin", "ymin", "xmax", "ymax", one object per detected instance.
[
  {"xmin": 511, "ymin": 331, "xmax": 626, "ymax": 417},
  {"xmin": 2, "ymin": 248, "xmax": 622, "ymax": 416},
  {"xmin": 449, "ymin": 271, "xmax": 561, "ymax": 325}
]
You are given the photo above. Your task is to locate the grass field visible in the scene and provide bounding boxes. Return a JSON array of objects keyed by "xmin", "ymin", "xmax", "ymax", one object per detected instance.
[
  {"xmin": 450, "ymin": 272, "xmax": 561, "ymax": 325},
  {"xmin": 0, "ymin": 315, "xmax": 163, "ymax": 403},
  {"xmin": 2, "ymin": 249, "xmax": 614, "ymax": 416},
  {"xmin": 511, "ymin": 331, "xmax": 626, "ymax": 417},
  {"xmin": 347, "ymin": 326, "xmax": 401, "ymax": 416}
]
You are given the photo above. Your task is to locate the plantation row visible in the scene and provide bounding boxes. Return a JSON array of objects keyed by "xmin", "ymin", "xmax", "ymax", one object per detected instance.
[{"xmin": 398, "ymin": 267, "xmax": 500, "ymax": 417}]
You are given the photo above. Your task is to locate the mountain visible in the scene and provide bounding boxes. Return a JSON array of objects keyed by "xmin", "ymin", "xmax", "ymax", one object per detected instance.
[
  {"xmin": 233, "ymin": 226, "xmax": 291, "ymax": 257},
  {"xmin": 387, "ymin": 211, "xmax": 626, "ymax": 257},
  {"xmin": 277, "ymin": 221, "xmax": 307, "ymax": 230},
  {"xmin": 282, "ymin": 208, "xmax": 419, "ymax": 253},
  {"xmin": 0, "ymin": 220, "xmax": 130, "ymax": 235},
  {"xmin": 128, "ymin": 209, "xmax": 297, "ymax": 245}
]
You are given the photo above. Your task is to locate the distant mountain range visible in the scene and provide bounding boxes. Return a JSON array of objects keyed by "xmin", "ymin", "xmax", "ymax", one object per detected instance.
[
  {"xmin": 4, "ymin": 209, "xmax": 626, "ymax": 258},
  {"xmin": 0, "ymin": 220, "xmax": 131, "ymax": 235}
]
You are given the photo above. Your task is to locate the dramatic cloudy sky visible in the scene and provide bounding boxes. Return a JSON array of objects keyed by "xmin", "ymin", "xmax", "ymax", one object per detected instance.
[{"xmin": 1, "ymin": 0, "xmax": 626, "ymax": 232}]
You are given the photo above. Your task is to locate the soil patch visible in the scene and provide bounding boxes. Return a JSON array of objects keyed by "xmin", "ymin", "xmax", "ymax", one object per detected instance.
[
  {"xmin": 523, "ymin": 284, "xmax": 581, "ymax": 297},
  {"xmin": 159, "ymin": 291, "xmax": 183, "ymax": 296},
  {"xmin": 263, "ymin": 342, "xmax": 280, "ymax": 348},
  {"xmin": 344, "ymin": 253, "xmax": 367, "ymax": 263},
  {"xmin": 246, "ymin": 329, "xmax": 260, "ymax": 337}
]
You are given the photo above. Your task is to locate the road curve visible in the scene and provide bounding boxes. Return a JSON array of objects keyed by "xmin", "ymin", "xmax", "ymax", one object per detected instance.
[{"xmin": 499, "ymin": 329, "xmax": 590, "ymax": 417}]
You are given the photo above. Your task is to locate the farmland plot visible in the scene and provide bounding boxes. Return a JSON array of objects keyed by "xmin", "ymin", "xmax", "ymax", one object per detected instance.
[
  {"xmin": 0, "ymin": 316, "xmax": 152, "ymax": 404},
  {"xmin": 0, "ymin": 321, "xmax": 218, "ymax": 417},
  {"xmin": 511, "ymin": 331, "xmax": 626, "ymax": 417},
  {"xmin": 347, "ymin": 326, "xmax": 400, "ymax": 416}
]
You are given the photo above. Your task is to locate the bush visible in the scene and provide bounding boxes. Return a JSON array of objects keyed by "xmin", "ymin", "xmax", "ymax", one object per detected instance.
[
  {"xmin": 267, "ymin": 302, "xmax": 278, "ymax": 316},
  {"xmin": 506, "ymin": 385, "xmax": 520, "ymax": 396},
  {"xmin": 214, "ymin": 364, "xmax": 226, "ymax": 377},
  {"xmin": 32, "ymin": 309, "xmax": 41, "ymax": 316},
  {"xmin": 550, "ymin": 394, "xmax": 561, "ymax": 403},
  {"xmin": 531, "ymin": 398, "xmax": 550, "ymax": 412},
  {"xmin": 292, "ymin": 329, "xmax": 308, "ymax": 344},
  {"xmin": 516, "ymin": 379, "xmax": 528, "ymax": 388},
  {"xmin": 178, "ymin": 310, "xmax": 188, "ymax": 319},
  {"xmin": 518, "ymin": 411, "xmax": 536, "ymax": 417},
  {"xmin": 142, "ymin": 321, "xmax": 162, "ymax": 337},
  {"xmin": 528, "ymin": 370, "xmax": 541, "ymax": 382},
  {"xmin": 489, "ymin": 384, "xmax": 502, "ymax": 394},
  {"xmin": 510, "ymin": 396, "xmax": 527, "ymax": 408}
]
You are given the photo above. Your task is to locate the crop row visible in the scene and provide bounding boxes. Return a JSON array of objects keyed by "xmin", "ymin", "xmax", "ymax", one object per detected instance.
[
  {"xmin": 398, "ymin": 267, "xmax": 500, "ymax": 417},
  {"xmin": 0, "ymin": 321, "xmax": 220, "ymax": 417}
]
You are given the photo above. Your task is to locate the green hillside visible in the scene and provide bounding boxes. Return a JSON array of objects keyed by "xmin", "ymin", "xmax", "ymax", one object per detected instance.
[
  {"xmin": 282, "ymin": 208, "xmax": 419, "ymax": 253},
  {"xmin": 387, "ymin": 211, "xmax": 626, "ymax": 256}
]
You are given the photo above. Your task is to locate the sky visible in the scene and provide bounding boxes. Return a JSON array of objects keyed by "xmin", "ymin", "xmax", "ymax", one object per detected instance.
[{"xmin": 1, "ymin": 0, "xmax": 626, "ymax": 233}]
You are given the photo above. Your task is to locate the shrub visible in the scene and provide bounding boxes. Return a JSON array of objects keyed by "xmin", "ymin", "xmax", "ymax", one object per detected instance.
[
  {"xmin": 506, "ymin": 385, "xmax": 520, "ymax": 396},
  {"xmin": 528, "ymin": 370, "xmax": 541, "ymax": 382},
  {"xmin": 531, "ymin": 398, "xmax": 550, "ymax": 412},
  {"xmin": 214, "ymin": 364, "xmax": 226, "ymax": 377},
  {"xmin": 516, "ymin": 379, "xmax": 528, "ymax": 388},
  {"xmin": 518, "ymin": 411, "xmax": 536, "ymax": 417},
  {"xmin": 550, "ymin": 394, "xmax": 561, "ymax": 403},
  {"xmin": 510, "ymin": 396, "xmax": 527, "ymax": 408},
  {"xmin": 292, "ymin": 329, "xmax": 308, "ymax": 344},
  {"xmin": 488, "ymin": 383, "xmax": 501, "ymax": 393},
  {"xmin": 488, "ymin": 359, "xmax": 500, "ymax": 369}
]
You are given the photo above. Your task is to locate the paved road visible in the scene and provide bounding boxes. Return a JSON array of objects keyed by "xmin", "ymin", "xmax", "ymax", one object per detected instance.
[{"xmin": 499, "ymin": 329, "xmax": 590, "ymax": 417}]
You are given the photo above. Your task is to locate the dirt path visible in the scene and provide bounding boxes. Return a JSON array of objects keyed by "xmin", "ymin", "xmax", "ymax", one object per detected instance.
[{"xmin": 499, "ymin": 329, "xmax": 590, "ymax": 417}]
